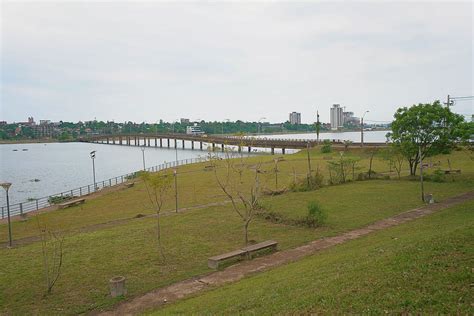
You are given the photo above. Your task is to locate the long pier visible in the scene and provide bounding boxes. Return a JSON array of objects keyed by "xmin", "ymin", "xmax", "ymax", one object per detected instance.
[{"xmin": 80, "ymin": 133, "xmax": 386, "ymax": 154}]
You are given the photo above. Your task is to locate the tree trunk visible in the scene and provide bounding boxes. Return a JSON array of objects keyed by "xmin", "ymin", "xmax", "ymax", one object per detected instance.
[{"xmin": 244, "ymin": 220, "xmax": 250, "ymax": 245}]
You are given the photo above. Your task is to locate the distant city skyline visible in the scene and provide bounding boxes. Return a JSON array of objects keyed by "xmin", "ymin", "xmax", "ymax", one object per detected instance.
[{"xmin": 2, "ymin": 2, "xmax": 472, "ymax": 124}]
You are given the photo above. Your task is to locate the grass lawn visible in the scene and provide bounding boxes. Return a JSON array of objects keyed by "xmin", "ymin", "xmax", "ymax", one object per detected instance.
[
  {"xmin": 152, "ymin": 199, "xmax": 474, "ymax": 315},
  {"xmin": 0, "ymin": 147, "xmax": 472, "ymax": 314}
]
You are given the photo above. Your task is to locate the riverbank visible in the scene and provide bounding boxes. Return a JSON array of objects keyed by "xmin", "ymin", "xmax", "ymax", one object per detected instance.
[{"xmin": 0, "ymin": 139, "xmax": 67, "ymax": 145}]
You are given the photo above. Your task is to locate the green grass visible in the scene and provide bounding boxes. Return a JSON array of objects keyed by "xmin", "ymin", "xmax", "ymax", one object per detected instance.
[
  {"xmin": 0, "ymin": 148, "xmax": 472, "ymax": 314},
  {"xmin": 152, "ymin": 200, "xmax": 474, "ymax": 315}
]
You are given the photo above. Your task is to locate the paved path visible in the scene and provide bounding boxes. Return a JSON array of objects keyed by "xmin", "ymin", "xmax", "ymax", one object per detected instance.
[{"xmin": 96, "ymin": 190, "xmax": 474, "ymax": 316}]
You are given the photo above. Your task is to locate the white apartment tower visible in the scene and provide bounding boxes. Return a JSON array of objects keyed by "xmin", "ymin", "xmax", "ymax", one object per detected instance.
[
  {"xmin": 330, "ymin": 104, "xmax": 343, "ymax": 130},
  {"xmin": 289, "ymin": 112, "xmax": 301, "ymax": 125}
]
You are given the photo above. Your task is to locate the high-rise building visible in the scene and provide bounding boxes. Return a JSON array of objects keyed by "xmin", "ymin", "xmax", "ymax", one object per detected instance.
[
  {"xmin": 330, "ymin": 104, "xmax": 343, "ymax": 130},
  {"xmin": 289, "ymin": 112, "xmax": 301, "ymax": 125}
]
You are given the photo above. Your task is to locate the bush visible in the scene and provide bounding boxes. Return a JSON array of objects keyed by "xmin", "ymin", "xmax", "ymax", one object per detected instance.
[
  {"xmin": 305, "ymin": 201, "xmax": 327, "ymax": 227},
  {"xmin": 48, "ymin": 195, "xmax": 74, "ymax": 205},
  {"xmin": 320, "ymin": 140, "xmax": 332, "ymax": 153},
  {"xmin": 289, "ymin": 172, "xmax": 324, "ymax": 192},
  {"xmin": 425, "ymin": 169, "xmax": 446, "ymax": 183}
]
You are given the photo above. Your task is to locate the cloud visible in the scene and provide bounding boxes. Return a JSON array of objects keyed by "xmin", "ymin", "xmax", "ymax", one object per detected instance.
[{"xmin": 1, "ymin": 1, "xmax": 472, "ymax": 123}]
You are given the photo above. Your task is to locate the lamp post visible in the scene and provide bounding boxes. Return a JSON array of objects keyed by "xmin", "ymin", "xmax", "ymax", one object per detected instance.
[
  {"xmin": 141, "ymin": 147, "xmax": 146, "ymax": 170},
  {"xmin": 361, "ymin": 111, "xmax": 369, "ymax": 147},
  {"xmin": 258, "ymin": 117, "xmax": 267, "ymax": 134},
  {"xmin": 90, "ymin": 151, "xmax": 97, "ymax": 191},
  {"xmin": 0, "ymin": 182, "xmax": 13, "ymax": 248}
]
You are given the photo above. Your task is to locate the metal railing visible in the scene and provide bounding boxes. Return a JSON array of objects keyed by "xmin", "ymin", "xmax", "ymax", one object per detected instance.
[{"xmin": 0, "ymin": 156, "xmax": 208, "ymax": 219}]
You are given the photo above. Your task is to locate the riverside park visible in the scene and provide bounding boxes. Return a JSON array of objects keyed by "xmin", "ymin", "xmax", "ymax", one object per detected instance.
[{"xmin": 0, "ymin": 111, "xmax": 473, "ymax": 314}]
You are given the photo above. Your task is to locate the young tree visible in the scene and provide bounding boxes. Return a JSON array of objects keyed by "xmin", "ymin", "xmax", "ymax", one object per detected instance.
[
  {"xmin": 36, "ymin": 219, "xmax": 65, "ymax": 295},
  {"xmin": 212, "ymin": 150, "xmax": 262, "ymax": 245},
  {"xmin": 141, "ymin": 171, "xmax": 173, "ymax": 262},
  {"xmin": 388, "ymin": 101, "xmax": 465, "ymax": 176}
]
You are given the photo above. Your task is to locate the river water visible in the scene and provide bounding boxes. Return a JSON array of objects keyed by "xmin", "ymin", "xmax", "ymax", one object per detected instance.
[{"xmin": 0, "ymin": 130, "xmax": 388, "ymax": 206}]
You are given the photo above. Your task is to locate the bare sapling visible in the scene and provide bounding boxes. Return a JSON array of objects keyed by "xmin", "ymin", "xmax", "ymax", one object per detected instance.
[
  {"xmin": 36, "ymin": 219, "xmax": 65, "ymax": 295},
  {"xmin": 212, "ymin": 148, "xmax": 262, "ymax": 245},
  {"xmin": 141, "ymin": 171, "xmax": 172, "ymax": 262}
]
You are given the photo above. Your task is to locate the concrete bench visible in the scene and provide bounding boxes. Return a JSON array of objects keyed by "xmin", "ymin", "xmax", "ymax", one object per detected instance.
[
  {"xmin": 124, "ymin": 182, "xmax": 135, "ymax": 189},
  {"xmin": 242, "ymin": 240, "xmax": 278, "ymax": 259},
  {"xmin": 208, "ymin": 249, "xmax": 246, "ymax": 269},
  {"xmin": 444, "ymin": 169, "xmax": 461, "ymax": 174},
  {"xmin": 208, "ymin": 240, "xmax": 278, "ymax": 269},
  {"xmin": 58, "ymin": 198, "xmax": 85, "ymax": 209}
]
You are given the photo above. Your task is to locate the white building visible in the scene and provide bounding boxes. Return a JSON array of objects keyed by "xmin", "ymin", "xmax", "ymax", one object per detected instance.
[
  {"xmin": 289, "ymin": 112, "xmax": 301, "ymax": 125},
  {"xmin": 330, "ymin": 104, "xmax": 343, "ymax": 130},
  {"xmin": 186, "ymin": 123, "xmax": 205, "ymax": 135}
]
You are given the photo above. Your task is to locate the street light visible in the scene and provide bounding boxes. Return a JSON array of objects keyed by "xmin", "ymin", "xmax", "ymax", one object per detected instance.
[
  {"xmin": 361, "ymin": 111, "xmax": 369, "ymax": 147},
  {"xmin": 90, "ymin": 151, "xmax": 97, "ymax": 191},
  {"xmin": 258, "ymin": 117, "xmax": 267, "ymax": 134},
  {"xmin": 141, "ymin": 147, "xmax": 146, "ymax": 170},
  {"xmin": 0, "ymin": 182, "xmax": 13, "ymax": 248},
  {"xmin": 222, "ymin": 118, "xmax": 230, "ymax": 135}
]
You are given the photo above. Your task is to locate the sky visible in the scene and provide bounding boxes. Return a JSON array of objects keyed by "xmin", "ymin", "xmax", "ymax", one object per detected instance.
[{"xmin": 1, "ymin": 1, "xmax": 473, "ymax": 124}]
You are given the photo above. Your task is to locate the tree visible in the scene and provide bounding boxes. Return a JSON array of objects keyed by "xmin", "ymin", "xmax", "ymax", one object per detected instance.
[
  {"xmin": 141, "ymin": 171, "xmax": 173, "ymax": 262},
  {"xmin": 388, "ymin": 101, "xmax": 465, "ymax": 176},
  {"xmin": 211, "ymin": 149, "xmax": 262, "ymax": 245},
  {"xmin": 36, "ymin": 219, "xmax": 65, "ymax": 295}
]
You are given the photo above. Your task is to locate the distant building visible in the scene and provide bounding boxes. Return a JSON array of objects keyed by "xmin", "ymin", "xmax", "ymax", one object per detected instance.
[
  {"xmin": 39, "ymin": 120, "xmax": 51, "ymax": 125},
  {"xmin": 180, "ymin": 118, "xmax": 190, "ymax": 124},
  {"xmin": 186, "ymin": 123, "xmax": 205, "ymax": 135},
  {"xmin": 343, "ymin": 111, "xmax": 360, "ymax": 126},
  {"xmin": 330, "ymin": 104, "xmax": 343, "ymax": 130},
  {"xmin": 289, "ymin": 112, "xmax": 301, "ymax": 125}
]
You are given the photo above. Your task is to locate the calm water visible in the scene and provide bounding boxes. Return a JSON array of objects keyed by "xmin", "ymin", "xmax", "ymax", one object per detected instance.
[
  {"xmin": 257, "ymin": 130, "xmax": 390, "ymax": 143},
  {"xmin": 0, "ymin": 142, "xmax": 208, "ymax": 206},
  {"xmin": 0, "ymin": 130, "xmax": 388, "ymax": 206}
]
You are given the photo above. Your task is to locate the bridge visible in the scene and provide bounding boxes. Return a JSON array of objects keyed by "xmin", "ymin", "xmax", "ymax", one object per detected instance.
[{"xmin": 80, "ymin": 133, "xmax": 386, "ymax": 154}]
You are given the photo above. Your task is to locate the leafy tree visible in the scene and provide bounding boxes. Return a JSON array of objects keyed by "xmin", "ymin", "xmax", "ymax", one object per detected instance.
[{"xmin": 388, "ymin": 101, "xmax": 465, "ymax": 176}]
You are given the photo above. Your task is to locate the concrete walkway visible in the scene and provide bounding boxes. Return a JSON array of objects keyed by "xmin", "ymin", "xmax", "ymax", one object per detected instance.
[{"xmin": 97, "ymin": 190, "xmax": 474, "ymax": 316}]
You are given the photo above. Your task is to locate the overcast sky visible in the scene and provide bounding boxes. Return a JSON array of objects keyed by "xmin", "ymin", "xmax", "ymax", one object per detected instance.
[{"xmin": 1, "ymin": 1, "xmax": 472, "ymax": 124}]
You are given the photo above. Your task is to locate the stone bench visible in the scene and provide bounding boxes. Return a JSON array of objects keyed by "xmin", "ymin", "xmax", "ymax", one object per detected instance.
[
  {"xmin": 208, "ymin": 240, "xmax": 278, "ymax": 269},
  {"xmin": 58, "ymin": 198, "xmax": 86, "ymax": 209},
  {"xmin": 444, "ymin": 169, "xmax": 461, "ymax": 174},
  {"xmin": 242, "ymin": 240, "xmax": 278, "ymax": 259},
  {"xmin": 208, "ymin": 249, "xmax": 246, "ymax": 269}
]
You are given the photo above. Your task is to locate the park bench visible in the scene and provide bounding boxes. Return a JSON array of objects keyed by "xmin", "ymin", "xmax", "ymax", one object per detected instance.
[
  {"xmin": 444, "ymin": 169, "xmax": 461, "ymax": 174},
  {"xmin": 58, "ymin": 198, "xmax": 85, "ymax": 209},
  {"xmin": 242, "ymin": 240, "xmax": 278, "ymax": 259},
  {"xmin": 124, "ymin": 182, "xmax": 135, "ymax": 189},
  {"xmin": 208, "ymin": 240, "xmax": 278, "ymax": 269}
]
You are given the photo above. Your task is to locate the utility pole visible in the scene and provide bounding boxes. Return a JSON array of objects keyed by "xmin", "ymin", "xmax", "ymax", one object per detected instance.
[
  {"xmin": 316, "ymin": 110, "xmax": 320, "ymax": 142},
  {"xmin": 419, "ymin": 146, "xmax": 425, "ymax": 202},
  {"xmin": 141, "ymin": 147, "xmax": 146, "ymax": 170},
  {"xmin": 90, "ymin": 151, "xmax": 97, "ymax": 191},
  {"xmin": 361, "ymin": 110, "xmax": 369, "ymax": 147}
]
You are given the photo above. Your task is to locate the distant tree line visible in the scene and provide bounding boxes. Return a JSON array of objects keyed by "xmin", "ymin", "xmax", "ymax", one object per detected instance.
[{"xmin": 0, "ymin": 119, "xmax": 329, "ymax": 141}]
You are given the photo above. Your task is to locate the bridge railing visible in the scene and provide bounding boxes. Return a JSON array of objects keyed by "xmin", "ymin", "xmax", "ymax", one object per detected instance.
[{"xmin": 0, "ymin": 156, "xmax": 208, "ymax": 219}]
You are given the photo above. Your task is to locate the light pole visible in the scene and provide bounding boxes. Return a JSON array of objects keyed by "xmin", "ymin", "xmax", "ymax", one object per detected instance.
[
  {"xmin": 0, "ymin": 182, "xmax": 13, "ymax": 248},
  {"xmin": 222, "ymin": 118, "xmax": 230, "ymax": 135},
  {"xmin": 361, "ymin": 111, "xmax": 369, "ymax": 147},
  {"xmin": 258, "ymin": 117, "xmax": 267, "ymax": 134},
  {"xmin": 90, "ymin": 151, "xmax": 97, "ymax": 191},
  {"xmin": 141, "ymin": 147, "xmax": 146, "ymax": 170}
]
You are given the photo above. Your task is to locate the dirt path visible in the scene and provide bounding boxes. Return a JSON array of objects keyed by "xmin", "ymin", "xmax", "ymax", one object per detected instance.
[{"xmin": 96, "ymin": 190, "xmax": 474, "ymax": 316}]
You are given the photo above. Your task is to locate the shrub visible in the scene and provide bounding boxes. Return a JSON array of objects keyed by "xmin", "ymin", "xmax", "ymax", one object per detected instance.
[
  {"xmin": 426, "ymin": 169, "xmax": 446, "ymax": 183},
  {"xmin": 321, "ymin": 140, "xmax": 332, "ymax": 153},
  {"xmin": 305, "ymin": 201, "xmax": 327, "ymax": 227},
  {"xmin": 289, "ymin": 172, "xmax": 324, "ymax": 192},
  {"xmin": 48, "ymin": 195, "xmax": 74, "ymax": 205}
]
